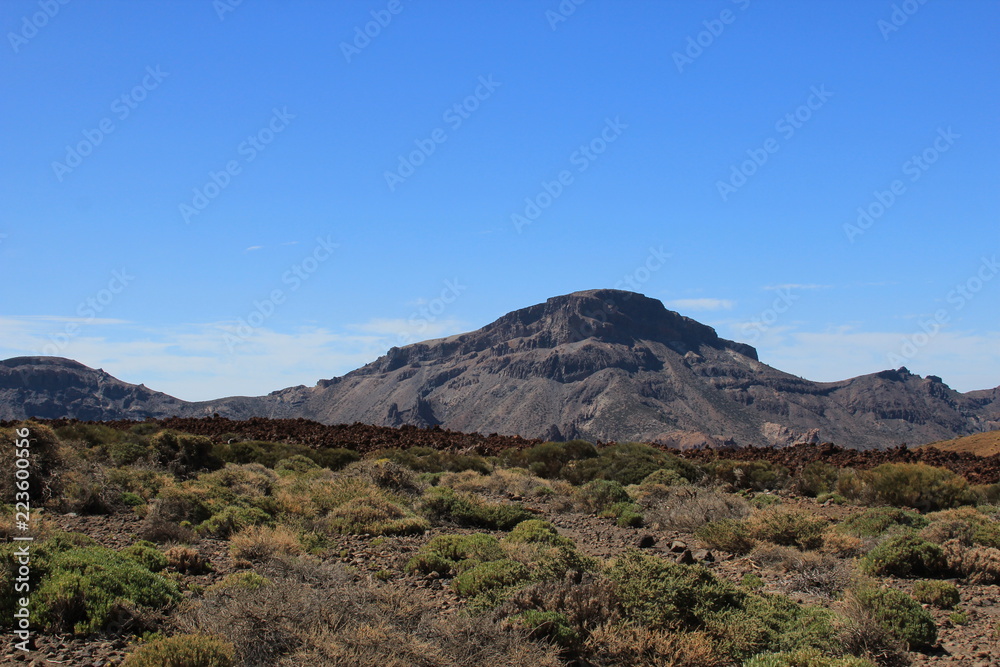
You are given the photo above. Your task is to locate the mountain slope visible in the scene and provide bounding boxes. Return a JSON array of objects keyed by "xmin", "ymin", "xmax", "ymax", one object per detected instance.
[{"xmin": 2, "ymin": 289, "xmax": 997, "ymax": 449}]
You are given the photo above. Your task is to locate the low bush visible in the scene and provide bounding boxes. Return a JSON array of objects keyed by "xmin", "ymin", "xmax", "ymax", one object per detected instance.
[
  {"xmin": 941, "ymin": 538, "xmax": 1000, "ymax": 584},
  {"xmin": 405, "ymin": 533, "xmax": 505, "ymax": 575},
  {"xmin": 702, "ymin": 459, "xmax": 789, "ymax": 491},
  {"xmin": 32, "ymin": 544, "xmax": 181, "ymax": 634},
  {"xmin": 505, "ymin": 440, "xmax": 598, "ymax": 479},
  {"xmin": 121, "ymin": 543, "xmax": 167, "ymax": 573},
  {"xmin": 165, "ymin": 546, "xmax": 209, "ymax": 574},
  {"xmin": 123, "ymin": 633, "xmax": 234, "ymax": 667},
  {"xmin": 452, "ymin": 559, "xmax": 532, "ymax": 598},
  {"xmin": 696, "ymin": 518, "xmax": 755, "ymax": 555},
  {"xmin": 375, "ymin": 446, "xmax": 491, "ymax": 475},
  {"xmin": 509, "ymin": 609, "xmax": 578, "ymax": 648},
  {"xmin": 229, "ymin": 525, "xmax": 302, "ymax": 562},
  {"xmin": 839, "ymin": 507, "xmax": 929, "ymax": 538},
  {"xmin": 151, "ymin": 431, "xmax": 221, "ymax": 476},
  {"xmin": 641, "ymin": 486, "xmax": 751, "ymax": 532},
  {"xmin": 839, "ymin": 463, "xmax": 977, "ymax": 512},
  {"xmin": 198, "ymin": 506, "xmax": 273, "ymax": 538},
  {"xmin": 859, "ymin": 533, "xmax": 947, "ymax": 578},
  {"xmin": 849, "ymin": 585, "xmax": 937, "ymax": 650},
  {"xmin": 574, "ymin": 479, "xmax": 630, "ymax": 513},
  {"xmin": 562, "ymin": 442, "xmax": 703, "ymax": 487},
  {"xmin": 419, "ymin": 486, "xmax": 533, "ymax": 530},
  {"xmin": 599, "ymin": 501, "xmax": 644, "ymax": 528},
  {"xmin": 747, "ymin": 507, "xmax": 827, "ymax": 550},
  {"xmin": 795, "ymin": 461, "xmax": 841, "ymax": 497},
  {"xmin": 911, "ymin": 580, "xmax": 960, "ymax": 608},
  {"xmin": 922, "ymin": 506, "xmax": 1000, "ymax": 548},
  {"xmin": 744, "ymin": 649, "xmax": 875, "ymax": 667},
  {"xmin": 213, "ymin": 439, "xmax": 359, "ymax": 471},
  {"xmin": 320, "ymin": 495, "xmax": 429, "ymax": 536},
  {"xmin": 583, "ymin": 623, "xmax": 723, "ymax": 667}
]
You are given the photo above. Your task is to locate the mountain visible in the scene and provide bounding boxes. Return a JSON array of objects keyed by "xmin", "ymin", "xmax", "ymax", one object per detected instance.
[
  {"xmin": 0, "ymin": 356, "xmax": 188, "ymax": 421},
  {"xmin": 3, "ymin": 289, "xmax": 998, "ymax": 449}
]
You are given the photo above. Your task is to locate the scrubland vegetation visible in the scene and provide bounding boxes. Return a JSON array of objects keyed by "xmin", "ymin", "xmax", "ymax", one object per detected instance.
[{"xmin": 3, "ymin": 422, "xmax": 1000, "ymax": 666}]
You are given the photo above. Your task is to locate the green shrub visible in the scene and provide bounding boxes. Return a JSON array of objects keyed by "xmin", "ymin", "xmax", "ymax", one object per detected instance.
[
  {"xmin": 123, "ymin": 633, "xmax": 234, "ymax": 667},
  {"xmin": 574, "ymin": 479, "xmax": 630, "ymax": 512},
  {"xmin": 744, "ymin": 648, "xmax": 875, "ymax": 667},
  {"xmin": 599, "ymin": 501, "xmax": 643, "ymax": 528},
  {"xmin": 33, "ymin": 545, "xmax": 181, "ymax": 634},
  {"xmin": 839, "ymin": 507, "xmax": 929, "ymax": 538},
  {"xmin": 860, "ymin": 533, "xmax": 946, "ymax": 578},
  {"xmin": 273, "ymin": 454, "xmax": 320, "ymax": 474},
  {"xmin": 795, "ymin": 461, "xmax": 841, "ymax": 497},
  {"xmin": 322, "ymin": 495, "xmax": 429, "ymax": 536},
  {"xmin": 151, "ymin": 431, "xmax": 221, "ymax": 476},
  {"xmin": 453, "ymin": 559, "xmax": 531, "ymax": 598},
  {"xmin": 0, "ymin": 423, "xmax": 63, "ymax": 502},
  {"xmin": 842, "ymin": 463, "xmax": 977, "ymax": 512},
  {"xmin": 610, "ymin": 551, "xmax": 839, "ymax": 661},
  {"xmin": 213, "ymin": 440, "xmax": 358, "ymax": 470},
  {"xmin": 375, "ymin": 446, "xmax": 491, "ymax": 474},
  {"xmin": 505, "ymin": 520, "xmax": 572, "ymax": 547},
  {"xmin": 505, "ymin": 440, "xmax": 598, "ymax": 479},
  {"xmin": 121, "ymin": 543, "xmax": 167, "ymax": 573},
  {"xmin": 609, "ymin": 551, "xmax": 743, "ymax": 630},
  {"xmin": 922, "ymin": 507, "xmax": 1000, "ymax": 548},
  {"xmin": 405, "ymin": 534, "xmax": 505, "ymax": 575},
  {"xmin": 562, "ymin": 442, "xmax": 701, "ymax": 486},
  {"xmin": 702, "ymin": 459, "xmax": 789, "ymax": 491},
  {"xmin": 198, "ymin": 506, "xmax": 272, "ymax": 538},
  {"xmin": 852, "ymin": 586, "xmax": 937, "ymax": 649},
  {"xmin": 640, "ymin": 467, "xmax": 691, "ymax": 487},
  {"xmin": 911, "ymin": 580, "xmax": 960, "ymax": 608},
  {"xmin": 748, "ymin": 508, "xmax": 826, "ymax": 550},
  {"xmin": 206, "ymin": 571, "xmax": 270, "ymax": 593},
  {"xmin": 510, "ymin": 610, "xmax": 578, "ymax": 648},
  {"xmin": 420, "ymin": 487, "xmax": 533, "ymax": 530},
  {"xmin": 949, "ymin": 609, "xmax": 969, "ymax": 625},
  {"xmin": 695, "ymin": 518, "xmax": 755, "ymax": 554}
]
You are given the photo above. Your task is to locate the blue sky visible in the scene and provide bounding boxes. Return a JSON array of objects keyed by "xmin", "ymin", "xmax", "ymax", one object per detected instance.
[{"xmin": 1, "ymin": 0, "xmax": 998, "ymax": 400}]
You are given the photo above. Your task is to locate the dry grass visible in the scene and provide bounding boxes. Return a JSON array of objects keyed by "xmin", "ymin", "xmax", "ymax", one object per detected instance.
[
  {"xmin": 923, "ymin": 431, "xmax": 1000, "ymax": 457},
  {"xmin": 165, "ymin": 546, "xmax": 209, "ymax": 574},
  {"xmin": 639, "ymin": 486, "xmax": 751, "ymax": 532},
  {"xmin": 750, "ymin": 543, "xmax": 854, "ymax": 598},
  {"xmin": 441, "ymin": 468, "xmax": 560, "ymax": 498},
  {"xmin": 942, "ymin": 538, "xmax": 1000, "ymax": 584},
  {"xmin": 229, "ymin": 525, "xmax": 302, "ymax": 563},
  {"xmin": 584, "ymin": 623, "xmax": 724, "ymax": 667},
  {"xmin": 176, "ymin": 556, "xmax": 559, "ymax": 667}
]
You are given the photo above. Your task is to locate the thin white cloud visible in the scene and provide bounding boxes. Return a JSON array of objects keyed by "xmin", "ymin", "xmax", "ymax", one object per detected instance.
[
  {"xmin": 245, "ymin": 245, "xmax": 263, "ymax": 252},
  {"xmin": 349, "ymin": 317, "xmax": 466, "ymax": 341},
  {"xmin": 762, "ymin": 283, "xmax": 830, "ymax": 291},
  {"xmin": 666, "ymin": 298, "xmax": 735, "ymax": 312}
]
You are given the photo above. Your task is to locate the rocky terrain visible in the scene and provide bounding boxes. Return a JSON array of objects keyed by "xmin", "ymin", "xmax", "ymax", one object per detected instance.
[
  {"xmin": 5, "ymin": 417, "xmax": 1000, "ymax": 666},
  {"xmin": 3, "ymin": 290, "xmax": 998, "ymax": 449}
]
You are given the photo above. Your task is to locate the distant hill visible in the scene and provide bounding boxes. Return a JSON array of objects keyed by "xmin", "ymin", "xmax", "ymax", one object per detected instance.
[
  {"xmin": 3, "ymin": 289, "xmax": 998, "ymax": 449},
  {"xmin": 922, "ymin": 431, "xmax": 1000, "ymax": 457}
]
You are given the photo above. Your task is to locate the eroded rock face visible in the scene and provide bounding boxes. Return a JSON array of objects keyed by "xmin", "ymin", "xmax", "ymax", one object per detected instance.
[{"xmin": 2, "ymin": 289, "xmax": 998, "ymax": 449}]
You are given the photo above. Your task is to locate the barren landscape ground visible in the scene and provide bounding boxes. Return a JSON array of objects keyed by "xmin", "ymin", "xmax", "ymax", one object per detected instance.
[{"xmin": 4, "ymin": 418, "xmax": 1000, "ymax": 666}]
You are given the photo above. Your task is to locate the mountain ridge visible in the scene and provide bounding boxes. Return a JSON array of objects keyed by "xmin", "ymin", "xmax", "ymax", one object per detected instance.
[{"xmin": 2, "ymin": 289, "xmax": 997, "ymax": 449}]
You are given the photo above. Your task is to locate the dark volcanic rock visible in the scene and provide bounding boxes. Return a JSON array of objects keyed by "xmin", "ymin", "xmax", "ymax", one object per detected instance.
[{"xmin": 2, "ymin": 289, "xmax": 998, "ymax": 449}]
